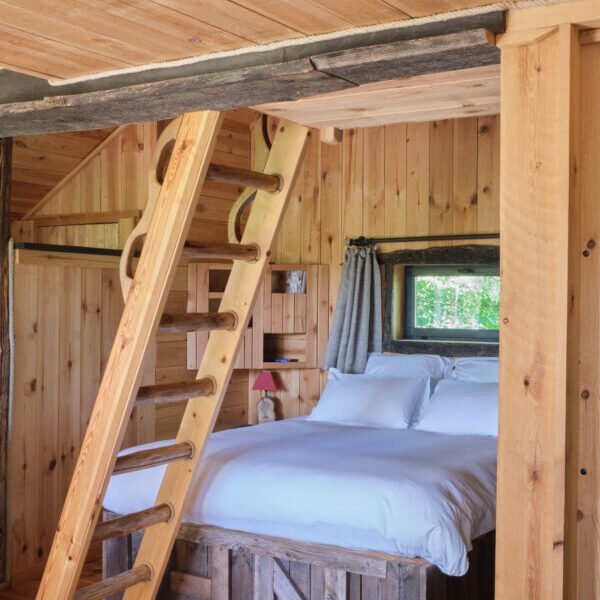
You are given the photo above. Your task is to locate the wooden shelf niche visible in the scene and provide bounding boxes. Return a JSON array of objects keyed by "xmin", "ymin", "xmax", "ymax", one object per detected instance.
[{"xmin": 186, "ymin": 263, "xmax": 328, "ymax": 371}]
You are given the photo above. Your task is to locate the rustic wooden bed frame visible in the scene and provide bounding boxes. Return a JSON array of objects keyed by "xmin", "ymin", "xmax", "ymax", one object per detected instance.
[{"xmin": 103, "ymin": 512, "xmax": 494, "ymax": 599}]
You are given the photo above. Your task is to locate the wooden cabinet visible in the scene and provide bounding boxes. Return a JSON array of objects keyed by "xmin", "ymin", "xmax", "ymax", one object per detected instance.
[{"xmin": 186, "ymin": 263, "xmax": 329, "ymax": 370}]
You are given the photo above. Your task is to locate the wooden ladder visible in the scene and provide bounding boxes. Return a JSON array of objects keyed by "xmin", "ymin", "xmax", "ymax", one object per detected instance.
[{"xmin": 36, "ymin": 111, "xmax": 309, "ymax": 600}]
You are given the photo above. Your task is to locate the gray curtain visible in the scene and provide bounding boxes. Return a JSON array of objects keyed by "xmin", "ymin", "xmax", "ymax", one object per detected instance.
[{"xmin": 324, "ymin": 246, "xmax": 382, "ymax": 373}]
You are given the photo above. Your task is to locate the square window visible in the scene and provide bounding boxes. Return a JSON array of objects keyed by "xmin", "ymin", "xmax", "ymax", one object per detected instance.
[{"xmin": 403, "ymin": 266, "xmax": 499, "ymax": 342}]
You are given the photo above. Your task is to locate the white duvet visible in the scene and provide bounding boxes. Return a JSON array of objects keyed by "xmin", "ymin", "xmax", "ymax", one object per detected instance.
[{"xmin": 104, "ymin": 419, "xmax": 497, "ymax": 576}]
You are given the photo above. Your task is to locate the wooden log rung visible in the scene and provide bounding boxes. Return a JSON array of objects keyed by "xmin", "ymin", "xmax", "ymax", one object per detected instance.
[
  {"xmin": 206, "ymin": 164, "xmax": 281, "ymax": 193},
  {"xmin": 159, "ymin": 311, "xmax": 237, "ymax": 334},
  {"xmin": 114, "ymin": 442, "xmax": 194, "ymax": 475},
  {"xmin": 136, "ymin": 378, "xmax": 215, "ymax": 405},
  {"xmin": 92, "ymin": 504, "xmax": 173, "ymax": 543},
  {"xmin": 73, "ymin": 565, "xmax": 152, "ymax": 600},
  {"xmin": 182, "ymin": 241, "xmax": 260, "ymax": 262}
]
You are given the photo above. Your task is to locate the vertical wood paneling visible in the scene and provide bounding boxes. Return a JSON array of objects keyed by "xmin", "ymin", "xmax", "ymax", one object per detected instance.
[
  {"xmin": 342, "ymin": 128, "xmax": 364, "ymax": 239},
  {"xmin": 428, "ymin": 120, "xmax": 453, "ymax": 241},
  {"xmin": 278, "ymin": 116, "xmax": 500, "ymax": 314},
  {"xmin": 496, "ymin": 28, "xmax": 574, "ymax": 600},
  {"xmin": 477, "ymin": 115, "xmax": 501, "ymax": 235},
  {"xmin": 12, "ymin": 264, "xmax": 123, "ymax": 581},
  {"xmin": 383, "ymin": 123, "xmax": 407, "ymax": 254},
  {"xmin": 301, "ymin": 131, "xmax": 321, "ymax": 265},
  {"xmin": 452, "ymin": 118, "xmax": 479, "ymax": 238},
  {"xmin": 363, "ymin": 127, "xmax": 385, "ymax": 238},
  {"xmin": 406, "ymin": 122, "xmax": 430, "ymax": 248}
]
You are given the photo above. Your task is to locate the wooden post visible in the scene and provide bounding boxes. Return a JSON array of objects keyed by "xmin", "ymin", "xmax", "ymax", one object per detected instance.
[
  {"xmin": 0, "ymin": 138, "xmax": 11, "ymax": 585},
  {"xmin": 495, "ymin": 9, "xmax": 600, "ymax": 599}
]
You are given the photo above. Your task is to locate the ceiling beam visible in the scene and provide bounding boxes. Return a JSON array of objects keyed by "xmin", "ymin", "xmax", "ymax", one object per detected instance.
[
  {"xmin": 0, "ymin": 11, "xmax": 504, "ymax": 136},
  {"xmin": 312, "ymin": 29, "xmax": 498, "ymax": 85}
]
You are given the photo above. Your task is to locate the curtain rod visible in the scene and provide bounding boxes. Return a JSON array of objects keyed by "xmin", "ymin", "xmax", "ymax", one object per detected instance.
[{"xmin": 346, "ymin": 233, "xmax": 500, "ymax": 246}]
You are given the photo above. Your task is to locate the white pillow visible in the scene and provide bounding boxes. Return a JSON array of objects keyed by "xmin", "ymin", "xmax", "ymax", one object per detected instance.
[
  {"xmin": 414, "ymin": 379, "xmax": 498, "ymax": 437},
  {"xmin": 452, "ymin": 357, "xmax": 498, "ymax": 383},
  {"xmin": 365, "ymin": 353, "xmax": 453, "ymax": 380},
  {"xmin": 308, "ymin": 374, "xmax": 430, "ymax": 429}
]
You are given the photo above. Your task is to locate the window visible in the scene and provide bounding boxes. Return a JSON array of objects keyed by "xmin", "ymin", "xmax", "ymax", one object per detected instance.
[{"xmin": 404, "ymin": 266, "xmax": 499, "ymax": 342}]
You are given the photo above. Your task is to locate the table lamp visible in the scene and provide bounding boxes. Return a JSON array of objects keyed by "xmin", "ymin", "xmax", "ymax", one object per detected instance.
[{"xmin": 253, "ymin": 371, "xmax": 278, "ymax": 424}]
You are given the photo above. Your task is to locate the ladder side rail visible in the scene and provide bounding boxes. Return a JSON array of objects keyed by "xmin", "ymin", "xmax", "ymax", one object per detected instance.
[
  {"xmin": 124, "ymin": 122, "xmax": 310, "ymax": 599},
  {"xmin": 36, "ymin": 111, "xmax": 224, "ymax": 599}
]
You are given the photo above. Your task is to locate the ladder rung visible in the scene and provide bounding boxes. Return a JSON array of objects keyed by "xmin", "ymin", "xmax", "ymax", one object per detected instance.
[
  {"xmin": 182, "ymin": 241, "xmax": 260, "ymax": 262},
  {"xmin": 114, "ymin": 442, "xmax": 194, "ymax": 475},
  {"xmin": 73, "ymin": 565, "xmax": 152, "ymax": 600},
  {"xmin": 206, "ymin": 164, "xmax": 281, "ymax": 193},
  {"xmin": 136, "ymin": 379, "xmax": 215, "ymax": 406},
  {"xmin": 159, "ymin": 311, "xmax": 236, "ymax": 334},
  {"xmin": 93, "ymin": 504, "xmax": 173, "ymax": 543}
]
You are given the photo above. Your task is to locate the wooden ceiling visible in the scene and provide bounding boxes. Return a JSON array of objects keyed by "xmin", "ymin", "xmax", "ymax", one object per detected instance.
[
  {"xmin": 11, "ymin": 128, "xmax": 113, "ymax": 218},
  {"xmin": 2, "ymin": 0, "xmax": 506, "ymax": 80},
  {"xmin": 255, "ymin": 65, "xmax": 500, "ymax": 128}
]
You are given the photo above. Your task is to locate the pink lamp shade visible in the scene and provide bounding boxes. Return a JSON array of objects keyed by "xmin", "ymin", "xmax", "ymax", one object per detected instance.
[{"xmin": 252, "ymin": 371, "xmax": 278, "ymax": 392}]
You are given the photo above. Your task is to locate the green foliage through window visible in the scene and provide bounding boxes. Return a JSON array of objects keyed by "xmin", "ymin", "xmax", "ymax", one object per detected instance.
[
  {"xmin": 415, "ymin": 275, "xmax": 500, "ymax": 330},
  {"xmin": 403, "ymin": 265, "xmax": 500, "ymax": 342}
]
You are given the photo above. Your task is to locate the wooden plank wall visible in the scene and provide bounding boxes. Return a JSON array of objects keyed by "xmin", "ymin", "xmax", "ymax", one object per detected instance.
[
  {"xmin": 11, "ymin": 263, "xmax": 123, "ymax": 582},
  {"xmin": 272, "ymin": 115, "xmax": 501, "ymax": 319}
]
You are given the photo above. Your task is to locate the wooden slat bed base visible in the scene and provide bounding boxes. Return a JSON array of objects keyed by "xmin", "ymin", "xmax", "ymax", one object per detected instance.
[{"xmin": 102, "ymin": 511, "xmax": 495, "ymax": 599}]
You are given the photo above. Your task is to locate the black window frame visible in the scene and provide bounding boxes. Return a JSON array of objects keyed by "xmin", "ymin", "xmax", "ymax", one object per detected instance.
[{"xmin": 403, "ymin": 264, "xmax": 500, "ymax": 343}]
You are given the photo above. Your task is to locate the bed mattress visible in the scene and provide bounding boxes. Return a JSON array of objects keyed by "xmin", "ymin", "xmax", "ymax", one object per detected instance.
[{"xmin": 104, "ymin": 419, "xmax": 496, "ymax": 576}]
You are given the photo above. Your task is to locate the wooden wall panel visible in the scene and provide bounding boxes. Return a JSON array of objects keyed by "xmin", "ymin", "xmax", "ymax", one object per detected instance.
[
  {"xmin": 11, "ymin": 263, "xmax": 123, "ymax": 582},
  {"xmin": 274, "ymin": 115, "xmax": 500, "ymax": 318}
]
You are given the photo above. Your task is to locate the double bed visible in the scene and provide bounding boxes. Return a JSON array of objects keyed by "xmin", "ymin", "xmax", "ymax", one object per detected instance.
[{"xmin": 103, "ymin": 355, "xmax": 498, "ymax": 599}]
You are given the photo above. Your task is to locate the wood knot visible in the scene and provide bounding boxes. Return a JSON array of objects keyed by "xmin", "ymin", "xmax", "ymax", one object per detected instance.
[
  {"xmin": 587, "ymin": 239, "xmax": 596, "ymax": 250},
  {"xmin": 581, "ymin": 389, "xmax": 590, "ymax": 400},
  {"xmin": 479, "ymin": 125, "xmax": 489, "ymax": 135},
  {"xmin": 48, "ymin": 458, "xmax": 56, "ymax": 471}
]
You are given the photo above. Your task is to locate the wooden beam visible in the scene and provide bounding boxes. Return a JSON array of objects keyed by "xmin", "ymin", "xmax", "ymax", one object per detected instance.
[
  {"xmin": 505, "ymin": 0, "xmax": 600, "ymax": 31},
  {"xmin": 158, "ymin": 311, "xmax": 237, "ymax": 335},
  {"xmin": 0, "ymin": 60, "xmax": 350, "ymax": 137},
  {"xmin": 255, "ymin": 65, "xmax": 500, "ymax": 129},
  {"xmin": 182, "ymin": 241, "xmax": 260, "ymax": 262},
  {"xmin": 113, "ymin": 442, "xmax": 194, "ymax": 475},
  {"xmin": 496, "ymin": 23, "xmax": 582, "ymax": 600},
  {"xmin": 73, "ymin": 566, "xmax": 152, "ymax": 600},
  {"xmin": 177, "ymin": 523, "xmax": 420, "ymax": 577},
  {"xmin": 206, "ymin": 164, "xmax": 281, "ymax": 193},
  {"xmin": 0, "ymin": 137, "xmax": 11, "ymax": 586},
  {"xmin": 312, "ymin": 28, "xmax": 498, "ymax": 85},
  {"xmin": 0, "ymin": 12, "xmax": 505, "ymax": 137},
  {"xmin": 136, "ymin": 379, "xmax": 215, "ymax": 406},
  {"xmin": 92, "ymin": 504, "xmax": 173, "ymax": 544}
]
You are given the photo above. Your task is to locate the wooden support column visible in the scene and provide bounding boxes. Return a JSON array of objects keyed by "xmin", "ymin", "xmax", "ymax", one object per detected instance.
[
  {"xmin": 0, "ymin": 138, "xmax": 11, "ymax": 585},
  {"xmin": 496, "ymin": 12, "xmax": 597, "ymax": 600}
]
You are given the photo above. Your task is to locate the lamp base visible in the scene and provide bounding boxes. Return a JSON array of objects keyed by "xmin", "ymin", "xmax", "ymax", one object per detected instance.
[{"xmin": 257, "ymin": 395, "xmax": 275, "ymax": 424}]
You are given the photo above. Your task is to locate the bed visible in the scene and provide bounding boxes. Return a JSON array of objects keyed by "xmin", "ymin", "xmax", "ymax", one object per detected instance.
[{"xmin": 103, "ymin": 422, "xmax": 496, "ymax": 599}]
